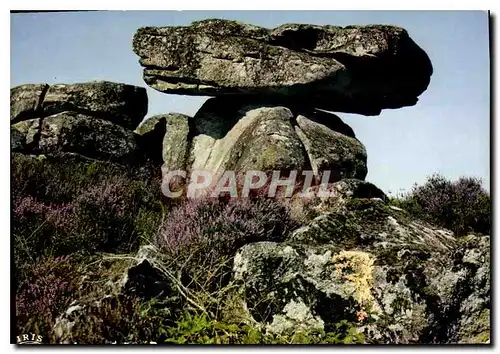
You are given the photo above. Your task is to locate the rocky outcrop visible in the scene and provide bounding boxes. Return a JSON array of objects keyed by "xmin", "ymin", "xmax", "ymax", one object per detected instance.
[
  {"xmin": 189, "ymin": 102, "xmax": 306, "ymax": 176},
  {"xmin": 232, "ymin": 192, "xmax": 490, "ymax": 344},
  {"xmin": 133, "ymin": 19, "xmax": 433, "ymax": 115},
  {"xmin": 10, "ymin": 81, "xmax": 150, "ymax": 164},
  {"xmin": 135, "ymin": 113, "xmax": 191, "ymax": 167},
  {"xmin": 12, "ymin": 17, "xmax": 489, "ymax": 345},
  {"xmin": 10, "ymin": 84, "xmax": 48, "ymax": 123},
  {"xmin": 170, "ymin": 97, "xmax": 367, "ymax": 189},
  {"xmin": 295, "ymin": 115, "xmax": 367, "ymax": 181},
  {"xmin": 132, "ymin": 18, "xmax": 435, "ymax": 188},
  {"xmin": 11, "ymin": 118, "xmax": 41, "ymax": 152},
  {"xmin": 54, "ymin": 245, "xmax": 172, "ymax": 344},
  {"xmin": 11, "ymin": 81, "xmax": 148, "ymax": 130},
  {"xmin": 38, "ymin": 112, "xmax": 138, "ymax": 162}
]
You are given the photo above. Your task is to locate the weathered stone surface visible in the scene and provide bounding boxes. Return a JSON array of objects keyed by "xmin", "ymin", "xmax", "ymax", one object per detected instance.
[
  {"xmin": 295, "ymin": 115, "xmax": 367, "ymax": 181},
  {"xmin": 39, "ymin": 112, "xmax": 138, "ymax": 162},
  {"xmin": 430, "ymin": 234, "xmax": 490, "ymax": 344},
  {"xmin": 135, "ymin": 115, "xmax": 168, "ymax": 163},
  {"xmin": 162, "ymin": 114, "xmax": 191, "ymax": 171},
  {"xmin": 11, "ymin": 118, "xmax": 41, "ymax": 152},
  {"xmin": 287, "ymin": 179, "xmax": 386, "ymax": 222},
  {"xmin": 11, "ymin": 129, "xmax": 24, "ymax": 152},
  {"xmin": 54, "ymin": 245, "xmax": 172, "ymax": 344},
  {"xmin": 11, "ymin": 81, "xmax": 148, "ymax": 129},
  {"xmin": 299, "ymin": 109, "xmax": 356, "ymax": 138},
  {"xmin": 136, "ymin": 112, "xmax": 191, "ymax": 171},
  {"xmin": 233, "ymin": 197, "xmax": 490, "ymax": 343},
  {"xmin": 187, "ymin": 98, "xmax": 366, "ymax": 188},
  {"xmin": 10, "ymin": 84, "xmax": 48, "ymax": 123},
  {"xmin": 133, "ymin": 19, "xmax": 433, "ymax": 115},
  {"xmin": 135, "ymin": 115, "xmax": 165, "ymax": 136},
  {"xmin": 189, "ymin": 99, "xmax": 307, "ymax": 178}
]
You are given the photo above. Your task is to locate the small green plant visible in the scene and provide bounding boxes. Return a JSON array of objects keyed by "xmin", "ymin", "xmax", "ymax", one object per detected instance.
[{"xmin": 162, "ymin": 313, "xmax": 365, "ymax": 344}]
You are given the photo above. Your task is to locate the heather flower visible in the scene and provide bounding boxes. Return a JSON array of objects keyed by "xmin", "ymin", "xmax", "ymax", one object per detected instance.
[
  {"xmin": 157, "ymin": 197, "xmax": 295, "ymax": 255},
  {"xmin": 392, "ymin": 174, "xmax": 490, "ymax": 236},
  {"xmin": 155, "ymin": 196, "xmax": 297, "ymax": 289},
  {"xmin": 16, "ymin": 256, "xmax": 76, "ymax": 336}
]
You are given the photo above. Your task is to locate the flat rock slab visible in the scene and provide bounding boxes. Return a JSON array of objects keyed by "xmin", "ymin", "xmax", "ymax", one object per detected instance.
[
  {"xmin": 133, "ymin": 19, "xmax": 433, "ymax": 115},
  {"xmin": 11, "ymin": 81, "xmax": 148, "ymax": 130}
]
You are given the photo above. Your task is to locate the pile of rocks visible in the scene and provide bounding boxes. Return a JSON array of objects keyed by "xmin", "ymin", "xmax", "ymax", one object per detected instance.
[
  {"xmin": 132, "ymin": 19, "xmax": 433, "ymax": 187},
  {"xmin": 11, "ymin": 81, "xmax": 148, "ymax": 163}
]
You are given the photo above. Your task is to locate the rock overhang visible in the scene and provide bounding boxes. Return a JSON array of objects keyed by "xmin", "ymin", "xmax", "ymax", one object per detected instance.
[{"xmin": 133, "ymin": 19, "xmax": 433, "ymax": 116}]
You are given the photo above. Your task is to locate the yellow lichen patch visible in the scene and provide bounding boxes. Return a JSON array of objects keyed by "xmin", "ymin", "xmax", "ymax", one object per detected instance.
[{"xmin": 331, "ymin": 251, "xmax": 376, "ymax": 309}]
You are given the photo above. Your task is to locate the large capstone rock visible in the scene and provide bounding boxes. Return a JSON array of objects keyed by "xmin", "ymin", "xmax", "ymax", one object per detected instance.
[
  {"xmin": 38, "ymin": 111, "xmax": 138, "ymax": 162},
  {"xmin": 232, "ymin": 197, "xmax": 490, "ymax": 344},
  {"xmin": 11, "ymin": 81, "xmax": 148, "ymax": 129},
  {"xmin": 133, "ymin": 19, "xmax": 433, "ymax": 115}
]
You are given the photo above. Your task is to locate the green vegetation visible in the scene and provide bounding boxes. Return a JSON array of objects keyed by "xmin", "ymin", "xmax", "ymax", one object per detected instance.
[
  {"xmin": 389, "ymin": 174, "xmax": 490, "ymax": 236},
  {"xmin": 13, "ymin": 154, "xmax": 489, "ymax": 344}
]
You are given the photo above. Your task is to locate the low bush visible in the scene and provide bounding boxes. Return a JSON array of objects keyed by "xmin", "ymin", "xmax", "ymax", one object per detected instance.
[
  {"xmin": 16, "ymin": 256, "xmax": 79, "ymax": 341},
  {"xmin": 12, "ymin": 153, "xmax": 168, "ymax": 267},
  {"xmin": 54, "ymin": 296, "xmax": 365, "ymax": 344},
  {"xmin": 155, "ymin": 196, "xmax": 297, "ymax": 292},
  {"xmin": 389, "ymin": 174, "xmax": 490, "ymax": 236},
  {"xmin": 161, "ymin": 313, "xmax": 365, "ymax": 344}
]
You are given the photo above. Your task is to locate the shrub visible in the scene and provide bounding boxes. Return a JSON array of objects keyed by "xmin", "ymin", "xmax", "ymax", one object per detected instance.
[
  {"xmin": 155, "ymin": 197, "xmax": 297, "ymax": 291},
  {"xmin": 390, "ymin": 174, "xmax": 490, "ymax": 236},
  {"xmin": 16, "ymin": 256, "xmax": 78, "ymax": 341},
  {"xmin": 64, "ymin": 296, "xmax": 171, "ymax": 344},
  {"xmin": 12, "ymin": 196, "xmax": 75, "ymax": 269},
  {"xmin": 12, "ymin": 153, "xmax": 167, "ymax": 263},
  {"xmin": 72, "ymin": 177, "xmax": 137, "ymax": 254},
  {"xmin": 158, "ymin": 312, "xmax": 365, "ymax": 344},
  {"xmin": 50, "ymin": 297, "xmax": 365, "ymax": 344}
]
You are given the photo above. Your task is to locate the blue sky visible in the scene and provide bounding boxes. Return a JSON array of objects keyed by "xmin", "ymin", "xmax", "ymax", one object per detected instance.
[{"xmin": 10, "ymin": 11, "xmax": 490, "ymax": 194}]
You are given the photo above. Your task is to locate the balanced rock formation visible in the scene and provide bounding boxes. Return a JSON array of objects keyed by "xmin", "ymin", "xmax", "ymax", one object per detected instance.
[
  {"xmin": 11, "ymin": 18, "xmax": 490, "ymax": 345},
  {"xmin": 11, "ymin": 81, "xmax": 148, "ymax": 164},
  {"xmin": 133, "ymin": 19, "xmax": 433, "ymax": 115},
  {"xmin": 132, "ymin": 19, "xmax": 435, "ymax": 193}
]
